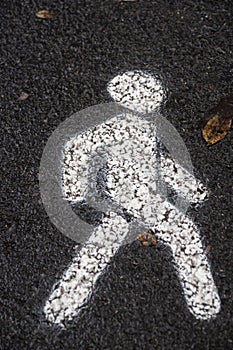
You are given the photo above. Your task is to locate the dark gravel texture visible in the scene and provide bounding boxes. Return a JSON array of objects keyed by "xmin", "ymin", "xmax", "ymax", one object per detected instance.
[{"xmin": 1, "ymin": 0, "xmax": 232, "ymax": 349}]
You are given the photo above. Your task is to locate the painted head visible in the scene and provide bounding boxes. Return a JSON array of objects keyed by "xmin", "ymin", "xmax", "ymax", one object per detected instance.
[{"xmin": 107, "ymin": 70, "xmax": 165, "ymax": 113}]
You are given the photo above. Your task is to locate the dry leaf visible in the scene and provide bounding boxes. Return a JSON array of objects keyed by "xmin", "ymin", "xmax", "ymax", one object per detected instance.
[
  {"xmin": 137, "ymin": 232, "xmax": 157, "ymax": 246},
  {"xmin": 202, "ymin": 115, "xmax": 232, "ymax": 145},
  {"xmin": 35, "ymin": 10, "xmax": 55, "ymax": 19},
  {"xmin": 17, "ymin": 92, "xmax": 29, "ymax": 101},
  {"xmin": 202, "ymin": 95, "xmax": 233, "ymax": 145}
]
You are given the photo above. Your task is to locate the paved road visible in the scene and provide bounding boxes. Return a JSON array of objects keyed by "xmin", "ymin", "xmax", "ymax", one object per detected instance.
[{"xmin": 1, "ymin": 1, "xmax": 232, "ymax": 349}]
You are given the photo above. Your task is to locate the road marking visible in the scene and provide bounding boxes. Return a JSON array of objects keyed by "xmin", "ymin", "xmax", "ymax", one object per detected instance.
[
  {"xmin": 44, "ymin": 71, "xmax": 221, "ymax": 325},
  {"xmin": 107, "ymin": 70, "xmax": 165, "ymax": 113},
  {"xmin": 44, "ymin": 213, "xmax": 129, "ymax": 324}
]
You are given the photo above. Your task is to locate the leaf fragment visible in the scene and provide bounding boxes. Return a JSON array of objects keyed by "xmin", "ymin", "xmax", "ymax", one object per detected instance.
[
  {"xmin": 35, "ymin": 10, "xmax": 55, "ymax": 19},
  {"xmin": 137, "ymin": 232, "xmax": 157, "ymax": 247},
  {"xmin": 17, "ymin": 92, "xmax": 29, "ymax": 101},
  {"xmin": 202, "ymin": 114, "xmax": 232, "ymax": 145}
]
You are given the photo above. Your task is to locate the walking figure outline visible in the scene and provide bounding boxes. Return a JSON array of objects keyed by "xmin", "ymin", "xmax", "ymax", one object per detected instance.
[{"xmin": 42, "ymin": 71, "xmax": 221, "ymax": 325}]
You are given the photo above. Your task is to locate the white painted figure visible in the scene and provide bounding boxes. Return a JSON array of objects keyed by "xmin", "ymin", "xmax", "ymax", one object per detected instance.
[{"xmin": 44, "ymin": 71, "xmax": 221, "ymax": 325}]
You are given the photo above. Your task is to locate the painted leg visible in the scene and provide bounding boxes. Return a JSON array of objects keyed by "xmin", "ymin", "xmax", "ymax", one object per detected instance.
[
  {"xmin": 44, "ymin": 213, "xmax": 130, "ymax": 324},
  {"xmin": 154, "ymin": 208, "xmax": 221, "ymax": 320}
]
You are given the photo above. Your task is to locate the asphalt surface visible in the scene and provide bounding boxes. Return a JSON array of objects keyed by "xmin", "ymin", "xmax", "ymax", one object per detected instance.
[{"xmin": 1, "ymin": 0, "xmax": 233, "ymax": 349}]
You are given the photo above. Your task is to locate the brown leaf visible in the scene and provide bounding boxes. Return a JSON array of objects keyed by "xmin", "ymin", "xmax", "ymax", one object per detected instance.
[
  {"xmin": 17, "ymin": 92, "xmax": 29, "ymax": 101},
  {"xmin": 137, "ymin": 232, "xmax": 157, "ymax": 247},
  {"xmin": 35, "ymin": 10, "xmax": 55, "ymax": 19},
  {"xmin": 202, "ymin": 114, "xmax": 232, "ymax": 145}
]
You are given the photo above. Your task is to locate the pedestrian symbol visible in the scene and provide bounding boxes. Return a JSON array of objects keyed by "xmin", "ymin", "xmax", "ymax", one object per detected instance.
[{"xmin": 41, "ymin": 71, "xmax": 221, "ymax": 325}]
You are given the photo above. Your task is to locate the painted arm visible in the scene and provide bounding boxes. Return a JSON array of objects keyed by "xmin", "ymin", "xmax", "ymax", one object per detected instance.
[
  {"xmin": 160, "ymin": 152, "xmax": 208, "ymax": 204},
  {"xmin": 62, "ymin": 117, "xmax": 121, "ymax": 203}
]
